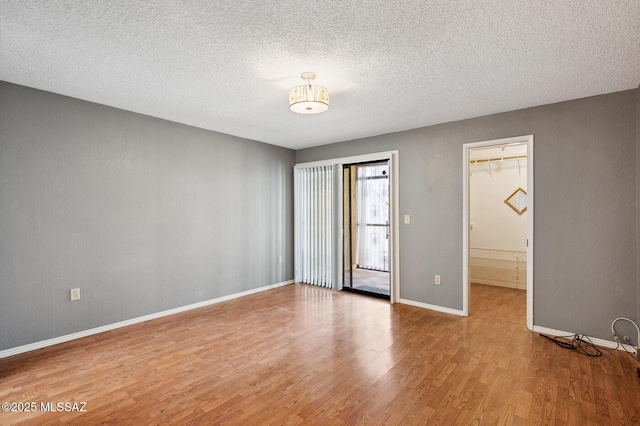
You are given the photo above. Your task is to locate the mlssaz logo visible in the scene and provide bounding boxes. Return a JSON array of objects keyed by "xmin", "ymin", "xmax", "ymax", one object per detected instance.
[{"xmin": 40, "ymin": 402, "xmax": 87, "ymax": 412}]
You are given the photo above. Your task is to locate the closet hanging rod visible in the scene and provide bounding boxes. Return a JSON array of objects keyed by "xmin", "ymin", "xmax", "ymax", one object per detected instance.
[{"xmin": 470, "ymin": 154, "xmax": 527, "ymax": 164}]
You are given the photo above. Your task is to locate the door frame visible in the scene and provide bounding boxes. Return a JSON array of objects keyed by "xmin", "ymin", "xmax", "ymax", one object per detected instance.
[
  {"xmin": 462, "ymin": 135, "xmax": 534, "ymax": 329},
  {"xmin": 294, "ymin": 150, "xmax": 400, "ymax": 303}
]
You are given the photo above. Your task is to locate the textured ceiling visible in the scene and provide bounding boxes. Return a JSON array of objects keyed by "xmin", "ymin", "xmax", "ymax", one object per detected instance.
[{"xmin": 1, "ymin": 1, "xmax": 639, "ymax": 149}]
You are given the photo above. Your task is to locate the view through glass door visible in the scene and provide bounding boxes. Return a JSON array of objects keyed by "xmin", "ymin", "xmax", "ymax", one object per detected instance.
[{"xmin": 343, "ymin": 161, "xmax": 390, "ymax": 299}]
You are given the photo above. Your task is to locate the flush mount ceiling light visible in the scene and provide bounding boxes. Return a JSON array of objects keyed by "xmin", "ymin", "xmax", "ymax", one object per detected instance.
[{"xmin": 288, "ymin": 72, "xmax": 329, "ymax": 114}]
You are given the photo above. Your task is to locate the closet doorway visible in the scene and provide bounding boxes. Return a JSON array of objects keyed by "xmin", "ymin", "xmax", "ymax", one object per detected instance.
[
  {"xmin": 342, "ymin": 161, "xmax": 390, "ymax": 299},
  {"xmin": 463, "ymin": 135, "xmax": 534, "ymax": 329}
]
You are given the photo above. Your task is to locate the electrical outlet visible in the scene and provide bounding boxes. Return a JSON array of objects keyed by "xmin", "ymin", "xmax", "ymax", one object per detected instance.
[
  {"xmin": 70, "ymin": 288, "xmax": 80, "ymax": 301},
  {"xmin": 404, "ymin": 215, "xmax": 411, "ymax": 225},
  {"xmin": 435, "ymin": 275, "xmax": 441, "ymax": 285},
  {"xmin": 278, "ymin": 255, "xmax": 283, "ymax": 264}
]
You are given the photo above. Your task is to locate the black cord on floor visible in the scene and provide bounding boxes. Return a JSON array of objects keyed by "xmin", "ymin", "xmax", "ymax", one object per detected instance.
[
  {"xmin": 540, "ymin": 333, "xmax": 602, "ymax": 357},
  {"xmin": 618, "ymin": 339, "xmax": 640, "ymax": 363}
]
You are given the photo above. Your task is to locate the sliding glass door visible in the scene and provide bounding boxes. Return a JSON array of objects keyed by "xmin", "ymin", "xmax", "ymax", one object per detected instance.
[{"xmin": 343, "ymin": 161, "xmax": 390, "ymax": 298}]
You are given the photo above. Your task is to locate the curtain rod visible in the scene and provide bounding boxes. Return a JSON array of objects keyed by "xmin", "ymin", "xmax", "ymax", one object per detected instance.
[{"xmin": 470, "ymin": 154, "xmax": 527, "ymax": 164}]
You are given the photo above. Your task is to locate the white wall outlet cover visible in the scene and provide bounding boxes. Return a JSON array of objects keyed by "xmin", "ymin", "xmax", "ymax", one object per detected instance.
[
  {"xmin": 70, "ymin": 288, "xmax": 80, "ymax": 301},
  {"xmin": 404, "ymin": 215, "xmax": 410, "ymax": 224}
]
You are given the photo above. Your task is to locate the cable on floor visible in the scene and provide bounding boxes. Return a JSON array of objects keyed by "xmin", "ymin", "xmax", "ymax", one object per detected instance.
[
  {"xmin": 618, "ymin": 338, "xmax": 640, "ymax": 362},
  {"xmin": 539, "ymin": 333, "xmax": 602, "ymax": 357}
]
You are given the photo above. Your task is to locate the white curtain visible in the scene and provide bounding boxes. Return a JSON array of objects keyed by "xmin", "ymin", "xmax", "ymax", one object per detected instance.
[
  {"xmin": 294, "ymin": 166, "xmax": 333, "ymax": 288},
  {"xmin": 355, "ymin": 164, "xmax": 389, "ymax": 271}
]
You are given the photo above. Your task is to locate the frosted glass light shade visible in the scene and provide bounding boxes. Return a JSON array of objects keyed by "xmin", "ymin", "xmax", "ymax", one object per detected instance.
[{"xmin": 289, "ymin": 84, "xmax": 330, "ymax": 114}]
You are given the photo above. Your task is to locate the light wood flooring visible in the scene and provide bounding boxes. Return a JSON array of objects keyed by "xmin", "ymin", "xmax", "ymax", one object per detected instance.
[
  {"xmin": 470, "ymin": 281, "xmax": 526, "ymax": 328},
  {"xmin": 1, "ymin": 283, "xmax": 639, "ymax": 425}
]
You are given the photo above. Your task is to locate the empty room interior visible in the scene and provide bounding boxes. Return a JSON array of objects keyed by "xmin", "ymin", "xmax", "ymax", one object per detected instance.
[{"xmin": 1, "ymin": 1, "xmax": 640, "ymax": 424}]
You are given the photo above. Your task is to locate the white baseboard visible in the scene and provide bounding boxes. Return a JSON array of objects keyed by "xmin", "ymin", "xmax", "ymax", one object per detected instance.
[
  {"xmin": 0, "ymin": 280, "xmax": 294, "ymax": 360},
  {"xmin": 399, "ymin": 298, "xmax": 466, "ymax": 316},
  {"xmin": 471, "ymin": 279, "xmax": 526, "ymax": 291},
  {"xmin": 533, "ymin": 325, "xmax": 637, "ymax": 354}
]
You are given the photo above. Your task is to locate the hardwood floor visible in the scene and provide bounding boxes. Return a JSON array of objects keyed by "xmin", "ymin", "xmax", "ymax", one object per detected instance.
[
  {"xmin": 1, "ymin": 283, "xmax": 639, "ymax": 425},
  {"xmin": 470, "ymin": 282, "xmax": 526, "ymax": 327}
]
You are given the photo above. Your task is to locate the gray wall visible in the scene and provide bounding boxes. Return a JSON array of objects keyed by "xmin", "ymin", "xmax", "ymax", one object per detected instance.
[
  {"xmin": 297, "ymin": 89, "xmax": 638, "ymax": 341},
  {"xmin": 637, "ymin": 84, "xmax": 640, "ymax": 326},
  {"xmin": 2, "ymin": 80, "xmax": 637, "ymax": 351},
  {"xmin": 0, "ymin": 82, "xmax": 295, "ymax": 351}
]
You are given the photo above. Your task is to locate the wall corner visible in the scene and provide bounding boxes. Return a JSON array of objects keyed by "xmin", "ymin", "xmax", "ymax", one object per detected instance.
[{"xmin": 636, "ymin": 84, "xmax": 640, "ymax": 323}]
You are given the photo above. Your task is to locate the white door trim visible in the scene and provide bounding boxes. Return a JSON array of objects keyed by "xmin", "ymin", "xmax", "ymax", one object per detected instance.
[
  {"xmin": 295, "ymin": 150, "xmax": 400, "ymax": 303},
  {"xmin": 462, "ymin": 135, "xmax": 534, "ymax": 329}
]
